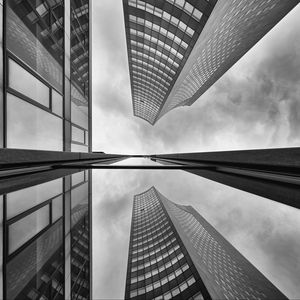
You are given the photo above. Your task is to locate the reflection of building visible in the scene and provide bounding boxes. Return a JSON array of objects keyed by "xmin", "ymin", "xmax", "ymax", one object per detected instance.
[
  {"xmin": 123, "ymin": 0, "xmax": 298, "ymax": 124},
  {"xmin": 125, "ymin": 187, "xmax": 287, "ymax": 299},
  {"xmin": 3, "ymin": 171, "xmax": 92, "ymax": 300}
]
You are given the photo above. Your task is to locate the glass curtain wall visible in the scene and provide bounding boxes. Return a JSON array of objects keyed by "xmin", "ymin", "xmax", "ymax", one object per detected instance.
[
  {"xmin": 70, "ymin": 0, "xmax": 90, "ymax": 153},
  {"xmin": 2, "ymin": 0, "xmax": 90, "ymax": 152},
  {"xmin": 5, "ymin": 0, "xmax": 64, "ymax": 150},
  {"xmin": 1, "ymin": 171, "xmax": 91, "ymax": 299}
]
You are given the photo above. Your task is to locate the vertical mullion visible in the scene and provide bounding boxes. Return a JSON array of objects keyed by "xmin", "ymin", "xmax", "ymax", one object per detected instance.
[
  {"xmin": 63, "ymin": 0, "xmax": 72, "ymax": 298},
  {"xmin": 64, "ymin": 0, "xmax": 71, "ymax": 152}
]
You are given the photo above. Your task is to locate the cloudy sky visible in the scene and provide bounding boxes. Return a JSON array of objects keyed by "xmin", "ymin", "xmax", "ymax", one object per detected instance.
[{"xmin": 91, "ymin": 2, "xmax": 300, "ymax": 299}]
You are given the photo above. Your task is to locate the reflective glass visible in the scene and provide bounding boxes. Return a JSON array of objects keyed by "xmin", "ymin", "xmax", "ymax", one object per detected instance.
[
  {"xmin": 71, "ymin": 143, "xmax": 89, "ymax": 153},
  {"xmin": 72, "ymin": 125, "xmax": 85, "ymax": 143},
  {"xmin": 9, "ymin": 59, "xmax": 50, "ymax": 107},
  {"xmin": 7, "ymin": 93, "xmax": 63, "ymax": 151},
  {"xmin": 6, "ymin": 220, "xmax": 64, "ymax": 300},
  {"xmin": 52, "ymin": 195, "xmax": 63, "ymax": 223},
  {"xmin": 9, "ymin": 205, "xmax": 50, "ymax": 254},
  {"xmin": 7, "ymin": 178, "xmax": 62, "ymax": 219},
  {"xmin": 72, "ymin": 171, "xmax": 85, "ymax": 186},
  {"xmin": 71, "ymin": 100, "xmax": 89, "ymax": 130},
  {"xmin": 52, "ymin": 89, "xmax": 63, "ymax": 116}
]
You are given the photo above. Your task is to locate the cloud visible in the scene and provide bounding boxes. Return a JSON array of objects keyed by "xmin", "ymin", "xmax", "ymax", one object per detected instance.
[{"xmin": 91, "ymin": 2, "xmax": 300, "ymax": 299}]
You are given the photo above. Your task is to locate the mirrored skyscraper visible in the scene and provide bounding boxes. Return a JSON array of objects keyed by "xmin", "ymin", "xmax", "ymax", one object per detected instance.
[
  {"xmin": 125, "ymin": 187, "xmax": 287, "ymax": 299},
  {"xmin": 123, "ymin": 0, "xmax": 299, "ymax": 124}
]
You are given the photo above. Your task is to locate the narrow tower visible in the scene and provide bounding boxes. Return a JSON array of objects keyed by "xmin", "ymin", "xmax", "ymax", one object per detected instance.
[
  {"xmin": 125, "ymin": 187, "xmax": 287, "ymax": 299},
  {"xmin": 123, "ymin": 0, "xmax": 299, "ymax": 124}
]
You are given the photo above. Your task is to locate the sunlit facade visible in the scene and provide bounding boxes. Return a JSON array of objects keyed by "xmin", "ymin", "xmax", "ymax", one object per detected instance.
[
  {"xmin": 123, "ymin": 0, "xmax": 299, "ymax": 124},
  {"xmin": 125, "ymin": 187, "xmax": 288, "ymax": 299}
]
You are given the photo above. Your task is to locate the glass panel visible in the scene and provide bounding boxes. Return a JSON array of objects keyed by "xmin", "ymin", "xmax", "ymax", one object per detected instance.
[
  {"xmin": 72, "ymin": 125, "xmax": 85, "ymax": 143},
  {"xmin": 6, "ymin": 178, "xmax": 62, "ymax": 219},
  {"xmin": 72, "ymin": 171, "xmax": 85, "ymax": 187},
  {"xmin": 71, "ymin": 0, "xmax": 89, "ymax": 143},
  {"xmin": 6, "ymin": 1, "xmax": 64, "ymax": 92},
  {"xmin": 71, "ymin": 97, "xmax": 89, "ymax": 129},
  {"xmin": 71, "ymin": 182, "xmax": 88, "ymax": 228},
  {"xmin": 9, "ymin": 59, "xmax": 50, "ymax": 107},
  {"xmin": 71, "ymin": 182, "xmax": 88, "ymax": 210},
  {"xmin": 7, "ymin": 93, "xmax": 63, "ymax": 151},
  {"xmin": 52, "ymin": 195, "xmax": 63, "ymax": 223},
  {"xmin": 71, "ymin": 143, "xmax": 89, "ymax": 153},
  {"xmin": 85, "ymin": 130, "xmax": 89, "ymax": 145},
  {"xmin": 6, "ymin": 220, "xmax": 64, "ymax": 300},
  {"xmin": 9, "ymin": 205, "xmax": 50, "ymax": 254},
  {"xmin": 52, "ymin": 89, "xmax": 63, "ymax": 116}
]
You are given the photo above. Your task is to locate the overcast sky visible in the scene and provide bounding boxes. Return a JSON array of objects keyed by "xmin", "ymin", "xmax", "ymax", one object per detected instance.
[{"xmin": 92, "ymin": 2, "xmax": 300, "ymax": 299}]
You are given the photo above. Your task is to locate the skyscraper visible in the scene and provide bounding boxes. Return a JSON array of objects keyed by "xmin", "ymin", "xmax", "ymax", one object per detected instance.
[
  {"xmin": 125, "ymin": 187, "xmax": 287, "ymax": 299},
  {"xmin": 123, "ymin": 0, "xmax": 299, "ymax": 124}
]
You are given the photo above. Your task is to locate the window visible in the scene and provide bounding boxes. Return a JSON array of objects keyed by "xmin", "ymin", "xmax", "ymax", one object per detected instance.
[
  {"xmin": 7, "ymin": 93, "xmax": 63, "ymax": 151},
  {"xmin": 130, "ymin": 290, "xmax": 138, "ymax": 298},
  {"xmin": 179, "ymin": 281, "xmax": 188, "ymax": 292},
  {"xmin": 171, "ymin": 287, "xmax": 180, "ymax": 297},
  {"xmin": 175, "ymin": 0, "xmax": 185, "ymax": 8},
  {"xmin": 164, "ymin": 292, "xmax": 172, "ymax": 300},
  {"xmin": 9, "ymin": 205, "xmax": 50, "ymax": 254},
  {"xmin": 6, "ymin": 178, "xmax": 62, "ymax": 219},
  {"xmin": 179, "ymin": 21, "xmax": 187, "ymax": 31},
  {"xmin": 72, "ymin": 125, "xmax": 85, "ymax": 144},
  {"xmin": 153, "ymin": 281, "xmax": 160, "ymax": 289},
  {"xmin": 9, "ymin": 59, "xmax": 50, "ymax": 107},
  {"xmin": 185, "ymin": 2, "xmax": 194, "ymax": 14},
  {"xmin": 52, "ymin": 89, "xmax": 63, "ymax": 116},
  {"xmin": 52, "ymin": 195, "xmax": 63, "ymax": 222},
  {"xmin": 193, "ymin": 8, "xmax": 203, "ymax": 21},
  {"xmin": 187, "ymin": 276, "xmax": 196, "ymax": 286},
  {"xmin": 131, "ymin": 277, "xmax": 137, "ymax": 284}
]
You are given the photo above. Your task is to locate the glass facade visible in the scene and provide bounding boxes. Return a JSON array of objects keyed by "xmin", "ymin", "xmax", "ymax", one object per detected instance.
[
  {"xmin": 123, "ymin": 0, "xmax": 298, "ymax": 124},
  {"xmin": 2, "ymin": 0, "xmax": 91, "ymax": 152},
  {"xmin": 159, "ymin": 0, "xmax": 299, "ymax": 119},
  {"xmin": 123, "ymin": 0, "xmax": 216, "ymax": 124},
  {"xmin": 125, "ymin": 186, "xmax": 288, "ymax": 300},
  {"xmin": 125, "ymin": 187, "xmax": 208, "ymax": 300},
  {"xmin": 1, "ymin": 171, "xmax": 91, "ymax": 300},
  {"xmin": 70, "ymin": 0, "xmax": 90, "ymax": 152}
]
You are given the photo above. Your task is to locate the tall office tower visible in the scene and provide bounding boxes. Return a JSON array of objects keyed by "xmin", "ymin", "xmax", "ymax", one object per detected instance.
[
  {"xmin": 123, "ymin": 0, "xmax": 299, "ymax": 125},
  {"xmin": 123, "ymin": 0, "xmax": 217, "ymax": 125},
  {"xmin": 125, "ymin": 187, "xmax": 287, "ymax": 299}
]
